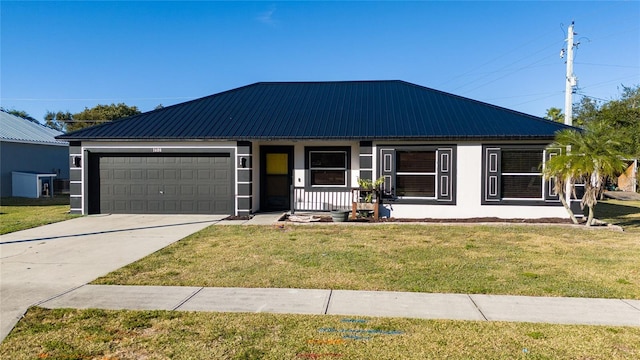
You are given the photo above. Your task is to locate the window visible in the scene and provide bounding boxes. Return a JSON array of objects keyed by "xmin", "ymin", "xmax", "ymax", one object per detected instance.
[
  {"xmin": 396, "ymin": 151, "xmax": 436, "ymax": 197},
  {"xmin": 379, "ymin": 146, "xmax": 456, "ymax": 204},
  {"xmin": 306, "ymin": 148, "xmax": 349, "ymax": 187},
  {"xmin": 483, "ymin": 145, "xmax": 559, "ymax": 204},
  {"xmin": 500, "ymin": 150, "xmax": 543, "ymax": 199}
]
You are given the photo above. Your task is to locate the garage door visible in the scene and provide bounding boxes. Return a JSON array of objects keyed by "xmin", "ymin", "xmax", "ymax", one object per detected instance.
[{"xmin": 90, "ymin": 154, "xmax": 233, "ymax": 214}]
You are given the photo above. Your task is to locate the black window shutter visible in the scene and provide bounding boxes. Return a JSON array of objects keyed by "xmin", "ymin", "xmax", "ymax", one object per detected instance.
[
  {"xmin": 380, "ymin": 149, "xmax": 395, "ymax": 197},
  {"xmin": 544, "ymin": 148, "xmax": 561, "ymax": 202},
  {"xmin": 484, "ymin": 148, "xmax": 501, "ymax": 201},
  {"xmin": 437, "ymin": 148, "xmax": 454, "ymax": 202}
]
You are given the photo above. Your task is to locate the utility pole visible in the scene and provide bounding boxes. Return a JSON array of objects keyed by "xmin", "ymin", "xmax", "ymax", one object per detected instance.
[{"xmin": 563, "ymin": 21, "xmax": 578, "ymax": 126}]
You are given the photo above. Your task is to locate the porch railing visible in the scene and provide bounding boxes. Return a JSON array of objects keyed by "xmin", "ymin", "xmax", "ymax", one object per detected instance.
[{"xmin": 290, "ymin": 186, "xmax": 353, "ymax": 213}]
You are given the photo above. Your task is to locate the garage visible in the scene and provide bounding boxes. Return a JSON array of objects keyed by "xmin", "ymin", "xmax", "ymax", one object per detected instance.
[{"xmin": 88, "ymin": 153, "xmax": 233, "ymax": 214}]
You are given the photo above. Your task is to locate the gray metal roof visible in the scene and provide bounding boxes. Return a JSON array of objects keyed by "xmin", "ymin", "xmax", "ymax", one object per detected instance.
[
  {"xmin": 58, "ymin": 80, "xmax": 573, "ymax": 141},
  {"xmin": 0, "ymin": 111, "xmax": 67, "ymax": 146}
]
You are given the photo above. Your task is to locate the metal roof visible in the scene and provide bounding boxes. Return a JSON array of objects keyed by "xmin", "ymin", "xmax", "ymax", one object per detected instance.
[
  {"xmin": 58, "ymin": 80, "xmax": 572, "ymax": 141},
  {"xmin": 1, "ymin": 111, "xmax": 68, "ymax": 146}
]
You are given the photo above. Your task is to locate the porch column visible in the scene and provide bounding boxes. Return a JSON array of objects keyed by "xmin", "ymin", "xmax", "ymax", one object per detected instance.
[
  {"xmin": 237, "ymin": 141, "xmax": 253, "ymax": 216},
  {"xmin": 68, "ymin": 141, "xmax": 84, "ymax": 214},
  {"xmin": 359, "ymin": 141, "xmax": 373, "ymax": 181}
]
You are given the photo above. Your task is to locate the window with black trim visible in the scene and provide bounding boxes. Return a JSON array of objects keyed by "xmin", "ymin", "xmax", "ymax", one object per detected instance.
[
  {"xmin": 501, "ymin": 150, "xmax": 543, "ymax": 199},
  {"xmin": 379, "ymin": 146, "xmax": 455, "ymax": 204},
  {"xmin": 306, "ymin": 147, "xmax": 350, "ymax": 187},
  {"xmin": 396, "ymin": 150, "xmax": 436, "ymax": 197},
  {"xmin": 483, "ymin": 145, "xmax": 559, "ymax": 205}
]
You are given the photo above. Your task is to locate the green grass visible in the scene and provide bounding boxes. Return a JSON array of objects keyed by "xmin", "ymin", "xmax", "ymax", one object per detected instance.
[
  {"xmin": 0, "ymin": 196, "xmax": 78, "ymax": 235},
  {"xmin": 597, "ymin": 200, "xmax": 640, "ymax": 232},
  {"xmin": 0, "ymin": 195, "xmax": 79, "ymax": 235},
  {"xmin": 94, "ymin": 224, "xmax": 640, "ymax": 299},
  {"xmin": 1, "ymin": 307, "xmax": 637, "ymax": 359}
]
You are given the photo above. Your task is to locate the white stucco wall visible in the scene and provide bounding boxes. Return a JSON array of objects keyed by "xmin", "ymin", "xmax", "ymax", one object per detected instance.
[
  {"xmin": 251, "ymin": 140, "xmax": 568, "ymax": 219},
  {"xmin": 377, "ymin": 143, "xmax": 568, "ymax": 219}
]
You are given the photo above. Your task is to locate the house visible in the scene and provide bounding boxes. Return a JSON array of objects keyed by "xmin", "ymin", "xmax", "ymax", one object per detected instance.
[
  {"xmin": 57, "ymin": 80, "xmax": 579, "ymax": 218},
  {"xmin": 0, "ymin": 111, "xmax": 69, "ymax": 197},
  {"xmin": 617, "ymin": 161, "xmax": 637, "ymax": 193}
]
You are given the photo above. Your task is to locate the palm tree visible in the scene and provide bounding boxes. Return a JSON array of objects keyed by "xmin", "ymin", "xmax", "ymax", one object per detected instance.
[
  {"xmin": 544, "ymin": 122, "xmax": 629, "ymax": 226},
  {"xmin": 544, "ymin": 107, "xmax": 564, "ymax": 123}
]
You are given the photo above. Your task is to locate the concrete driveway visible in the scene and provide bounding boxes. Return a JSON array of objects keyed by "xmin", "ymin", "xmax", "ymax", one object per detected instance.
[{"xmin": 0, "ymin": 214, "xmax": 224, "ymax": 342}]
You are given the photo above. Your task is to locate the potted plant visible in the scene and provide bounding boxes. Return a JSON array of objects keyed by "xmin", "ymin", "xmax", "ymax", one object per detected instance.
[
  {"xmin": 357, "ymin": 177, "xmax": 384, "ymax": 201},
  {"xmin": 356, "ymin": 177, "xmax": 384, "ymax": 213},
  {"xmin": 330, "ymin": 209, "xmax": 350, "ymax": 222}
]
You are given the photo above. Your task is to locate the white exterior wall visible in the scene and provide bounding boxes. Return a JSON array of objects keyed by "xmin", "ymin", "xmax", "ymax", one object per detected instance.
[
  {"xmin": 74, "ymin": 140, "xmax": 568, "ymax": 219},
  {"xmin": 377, "ymin": 143, "xmax": 568, "ymax": 219}
]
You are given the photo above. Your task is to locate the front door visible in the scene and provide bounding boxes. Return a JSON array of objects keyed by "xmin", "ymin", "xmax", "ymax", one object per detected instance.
[{"xmin": 261, "ymin": 146, "xmax": 294, "ymax": 211}]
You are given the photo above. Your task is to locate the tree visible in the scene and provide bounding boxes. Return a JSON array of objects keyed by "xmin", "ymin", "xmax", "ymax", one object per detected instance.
[
  {"xmin": 1, "ymin": 108, "xmax": 39, "ymax": 124},
  {"xmin": 45, "ymin": 103, "xmax": 141, "ymax": 132},
  {"xmin": 544, "ymin": 121, "xmax": 630, "ymax": 226},
  {"xmin": 544, "ymin": 107, "xmax": 564, "ymax": 123},
  {"xmin": 573, "ymin": 85, "xmax": 640, "ymax": 156},
  {"xmin": 44, "ymin": 111, "xmax": 73, "ymax": 131}
]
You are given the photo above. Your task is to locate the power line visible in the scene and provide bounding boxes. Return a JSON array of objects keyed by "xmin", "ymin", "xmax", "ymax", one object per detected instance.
[
  {"xmin": 435, "ymin": 29, "xmax": 561, "ymax": 89},
  {"xmin": 574, "ymin": 62, "xmax": 640, "ymax": 69},
  {"xmin": 0, "ymin": 96, "xmax": 196, "ymax": 102}
]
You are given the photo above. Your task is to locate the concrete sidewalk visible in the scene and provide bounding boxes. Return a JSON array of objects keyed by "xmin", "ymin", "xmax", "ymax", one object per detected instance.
[
  {"xmin": 2, "ymin": 212, "xmax": 639, "ymax": 345},
  {"xmin": 39, "ymin": 285, "xmax": 640, "ymax": 327},
  {"xmin": 0, "ymin": 214, "xmax": 225, "ymax": 342}
]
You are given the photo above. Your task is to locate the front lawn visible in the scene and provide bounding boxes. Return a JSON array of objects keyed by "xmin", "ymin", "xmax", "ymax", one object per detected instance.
[
  {"xmin": 94, "ymin": 224, "xmax": 640, "ymax": 299},
  {"xmin": 1, "ymin": 308, "xmax": 637, "ymax": 360},
  {"xmin": 0, "ymin": 196, "xmax": 78, "ymax": 235},
  {"xmin": 597, "ymin": 199, "xmax": 640, "ymax": 232}
]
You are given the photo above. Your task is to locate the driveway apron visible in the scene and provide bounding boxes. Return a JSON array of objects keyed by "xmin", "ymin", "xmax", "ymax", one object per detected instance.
[{"xmin": 0, "ymin": 214, "xmax": 223, "ymax": 342}]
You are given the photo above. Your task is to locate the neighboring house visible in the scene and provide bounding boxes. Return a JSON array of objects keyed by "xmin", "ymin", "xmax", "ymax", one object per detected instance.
[
  {"xmin": 0, "ymin": 111, "xmax": 69, "ymax": 197},
  {"xmin": 617, "ymin": 160, "xmax": 638, "ymax": 193},
  {"xmin": 58, "ymin": 80, "xmax": 579, "ymax": 218}
]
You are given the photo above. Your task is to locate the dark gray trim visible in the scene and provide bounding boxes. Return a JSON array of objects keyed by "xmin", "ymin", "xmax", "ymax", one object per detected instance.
[
  {"xmin": 544, "ymin": 148, "xmax": 561, "ymax": 202},
  {"xmin": 237, "ymin": 197, "xmax": 252, "ymax": 212},
  {"xmin": 237, "ymin": 169, "xmax": 252, "ymax": 182},
  {"xmin": 69, "ymin": 145, "xmax": 81, "ymax": 155},
  {"xmin": 359, "ymin": 155, "xmax": 372, "ymax": 169},
  {"xmin": 70, "ymin": 197, "xmax": 82, "ymax": 210},
  {"xmin": 304, "ymin": 146, "xmax": 352, "ymax": 188},
  {"xmin": 482, "ymin": 147, "xmax": 501, "ymax": 203},
  {"xmin": 359, "ymin": 170, "xmax": 372, "ymax": 182},
  {"xmin": 237, "ymin": 141, "xmax": 252, "ymax": 155},
  {"xmin": 436, "ymin": 147, "xmax": 456, "ymax": 203},
  {"xmin": 380, "ymin": 148, "xmax": 395, "ymax": 197},
  {"xmin": 82, "ymin": 149, "xmax": 89, "ymax": 214},
  {"xmin": 70, "ymin": 182, "xmax": 82, "ymax": 195},
  {"xmin": 238, "ymin": 183, "xmax": 252, "ymax": 196},
  {"xmin": 359, "ymin": 141, "xmax": 372, "ymax": 154},
  {"xmin": 70, "ymin": 169, "xmax": 82, "ymax": 181}
]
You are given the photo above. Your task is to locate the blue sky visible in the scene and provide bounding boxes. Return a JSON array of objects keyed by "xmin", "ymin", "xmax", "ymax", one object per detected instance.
[{"xmin": 1, "ymin": 1, "xmax": 639, "ymax": 124}]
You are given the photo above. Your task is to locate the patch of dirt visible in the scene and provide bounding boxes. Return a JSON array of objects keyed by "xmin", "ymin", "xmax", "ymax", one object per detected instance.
[
  {"xmin": 223, "ymin": 215, "xmax": 252, "ymax": 221},
  {"xmin": 283, "ymin": 214, "xmax": 575, "ymax": 224},
  {"xmin": 604, "ymin": 191, "xmax": 640, "ymax": 201}
]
